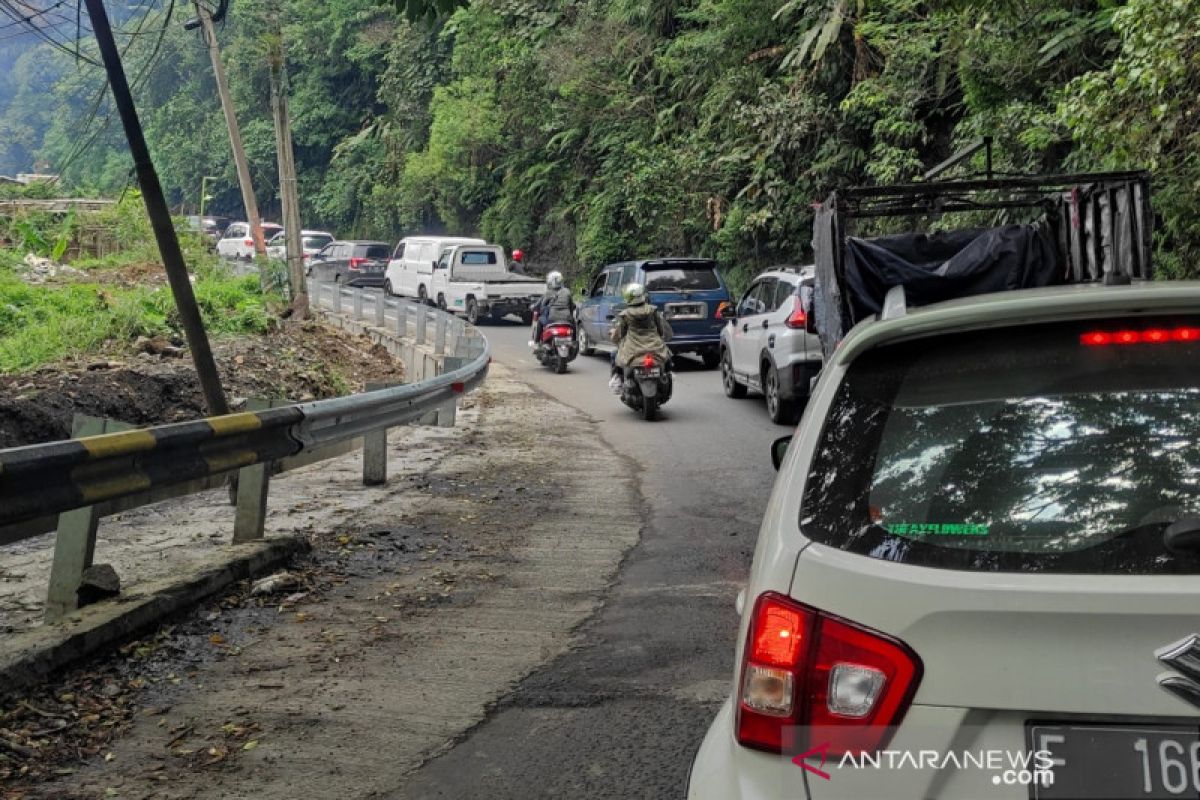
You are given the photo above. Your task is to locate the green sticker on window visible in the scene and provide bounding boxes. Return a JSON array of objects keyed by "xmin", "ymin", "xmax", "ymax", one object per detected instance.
[{"xmin": 886, "ymin": 522, "xmax": 989, "ymax": 537}]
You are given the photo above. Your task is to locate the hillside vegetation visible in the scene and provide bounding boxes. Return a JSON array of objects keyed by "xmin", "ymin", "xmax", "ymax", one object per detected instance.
[{"xmin": 2, "ymin": 0, "xmax": 1196, "ymax": 281}]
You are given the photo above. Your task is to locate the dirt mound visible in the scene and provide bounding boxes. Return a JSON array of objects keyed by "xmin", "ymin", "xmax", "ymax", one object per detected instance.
[{"xmin": 0, "ymin": 320, "xmax": 403, "ymax": 449}]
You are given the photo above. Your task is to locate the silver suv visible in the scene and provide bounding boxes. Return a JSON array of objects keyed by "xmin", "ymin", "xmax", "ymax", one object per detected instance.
[{"xmin": 720, "ymin": 267, "xmax": 823, "ymax": 425}]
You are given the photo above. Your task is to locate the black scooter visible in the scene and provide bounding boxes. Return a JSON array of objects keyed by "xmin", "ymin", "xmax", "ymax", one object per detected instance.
[{"xmin": 619, "ymin": 353, "xmax": 673, "ymax": 420}]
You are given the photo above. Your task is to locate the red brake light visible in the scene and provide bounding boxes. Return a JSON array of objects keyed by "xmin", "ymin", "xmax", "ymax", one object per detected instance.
[
  {"xmin": 715, "ymin": 301, "xmax": 734, "ymax": 320},
  {"xmin": 642, "ymin": 354, "xmax": 656, "ymax": 368},
  {"xmin": 736, "ymin": 593, "xmax": 921, "ymax": 757},
  {"xmin": 784, "ymin": 301, "xmax": 808, "ymax": 329},
  {"xmin": 349, "ymin": 257, "xmax": 365, "ymax": 270},
  {"xmin": 244, "ymin": 238, "xmax": 253, "ymax": 247},
  {"xmin": 1081, "ymin": 326, "xmax": 1200, "ymax": 346},
  {"xmin": 544, "ymin": 324, "xmax": 573, "ymax": 339}
]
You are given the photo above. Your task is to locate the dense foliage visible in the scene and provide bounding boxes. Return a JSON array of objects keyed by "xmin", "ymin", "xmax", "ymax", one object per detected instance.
[{"xmin": 1, "ymin": 0, "xmax": 1197, "ymax": 282}]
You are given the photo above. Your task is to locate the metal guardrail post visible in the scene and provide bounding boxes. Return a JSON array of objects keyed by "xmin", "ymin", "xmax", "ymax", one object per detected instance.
[
  {"xmin": 362, "ymin": 381, "xmax": 389, "ymax": 486},
  {"xmin": 436, "ymin": 356, "xmax": 467, "ymax": 427},
  {"xmin": 45, "ymin": 415, "xmax": 113, "ymax": 621},
  {"xmin": 434, "ymin": 313, "xmax": 447, "ymax": 355},
  {"xmin": 333, "ymin": 285, "xmax": 343, "ymax": 314},
  {"xmin": 415, "ymin": 308, "xmax": 428, "ymax": 344},
  {"xmin": 374, "ymin": 294, "xmax": 386, "ymax": 327},
  {"xmin": 394, "ymin": 301, "xmax": 407, "ymax": 337},
  {"xmin": 232, "ymin": 398, "xmax": 278, "ymax": 543},
  {"xmin": 352, "ymin": 288, "xmax": 364, "ymax": 321}
]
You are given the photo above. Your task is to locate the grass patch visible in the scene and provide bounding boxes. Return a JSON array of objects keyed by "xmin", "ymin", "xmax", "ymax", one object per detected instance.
[{"xmin": 0, "ymin": 259, "xmax": 281, "ymax": 373}]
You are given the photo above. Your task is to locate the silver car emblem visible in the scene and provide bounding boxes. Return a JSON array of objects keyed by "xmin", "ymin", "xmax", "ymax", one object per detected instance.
[{"xmin": 1155, "ymin": 634, "xmax": 1200, "ymax": 710}]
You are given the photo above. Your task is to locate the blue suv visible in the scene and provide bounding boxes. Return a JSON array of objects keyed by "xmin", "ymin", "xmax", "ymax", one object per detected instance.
[{"xmin": 576, "ymin": 257, "xmax": 733, "ymax": 368}]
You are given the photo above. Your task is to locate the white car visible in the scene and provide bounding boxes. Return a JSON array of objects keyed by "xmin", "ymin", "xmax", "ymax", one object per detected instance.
[
  {"xmin": 721, "ymin": 267, "xmax": 823, "ymax": 425},
  {"xmin": 383, "ymin": 235, "xmax": 487, "ymax": 303},
  {"xmin": 690, "ymin": 281, "xmax": 1200, "ymax": 800},
  {"xmin": 265, "ymin": 230, "xmax": 334, "ymax": 264},
  {"xmin": 215, "ymin": 221, "xmax": 283, "ymax": 260},
  {"xmin": 429, "ymin": 244, "xmax": 545, "ymax": 323}
]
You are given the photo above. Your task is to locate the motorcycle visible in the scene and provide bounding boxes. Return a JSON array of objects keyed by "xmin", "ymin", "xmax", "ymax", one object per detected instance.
[
  {"xmin": 530, "ymin": 311, "xmax": 578, "ymax": 374},
  {"xmin": 619, "ymin": 352, "xmax": 673, "ymax": 421}
]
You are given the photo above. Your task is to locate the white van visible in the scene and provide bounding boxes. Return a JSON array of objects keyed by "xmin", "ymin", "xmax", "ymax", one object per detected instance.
[{"xmin": 384, "ymin": 235, "xmax": 487, "ymax": 303}]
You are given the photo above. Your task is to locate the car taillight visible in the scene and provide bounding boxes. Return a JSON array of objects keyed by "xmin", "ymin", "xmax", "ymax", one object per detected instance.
[
  {"xmin": 736, "ymin": 593, "xmax": 921, "ymax": 757},
  {"xmin": 1081, "ymin": 326, "xmax": 1200, "ymax": 346},
  {"xmin": 715, "ymin": 301, "xmax": 734, "ymax": 320},
  {"xmin": 641, "ymin": 354, "xmax": 656, "ymax": 368},
  {"xmin": 349, "ymin": 257, "xmax": 366, "ymax": 270},
  {"xmin": 784, "ymin": 301, "xmax": 808, "ymax": 329},
  {"xmin": 244, "ymin": 238, "xmax": 253, "ymax": 247}
]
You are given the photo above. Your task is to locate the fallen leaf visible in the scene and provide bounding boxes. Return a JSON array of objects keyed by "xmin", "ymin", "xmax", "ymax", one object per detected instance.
[
  {"xmin": 243, "ymin": 740, "xmax": 259, "ymax": 751},
  {"xmin": 209, "ymin": 633, "xmax": 226, "ymax": 645}
]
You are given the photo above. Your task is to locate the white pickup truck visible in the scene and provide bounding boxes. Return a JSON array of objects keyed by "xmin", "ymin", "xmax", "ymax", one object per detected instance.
[{"xmin": 431, "ymin": 244, "xmax": 546, "ymax": 324}]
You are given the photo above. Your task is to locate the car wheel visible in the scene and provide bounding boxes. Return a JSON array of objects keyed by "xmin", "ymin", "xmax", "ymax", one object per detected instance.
[
  {"xmin": 722, "ymin": 349, "xmax": 748, "ymax": 398},
  {"xmin": 418, "ymin": 284, "xmax": 429, "ymax": 305},
  {"xmin": 384, "ymin": 280, "xmax": 395, "ymax": 297},
  {"xmin": 465, "ymin": 297, "xmax": 480, "ymax": 325},
  {"xmin": 765, "ymin": 366, "xmax": 798, "ymax": 425},
  {"xmin": 579, "ymin": 325, "xmax": 595, "ymax": 356},
  {"xmin": 701, "ymin": 349, "xmax": 720, "ymax": 370},
  {"xmin": 437, "ymin": 293, "xmax": 447, "ymax": 311}
]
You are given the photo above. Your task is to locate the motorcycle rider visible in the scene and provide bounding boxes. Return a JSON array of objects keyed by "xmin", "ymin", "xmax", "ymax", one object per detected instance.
[
  {"xmin": 530, "ymin": 270, "xmax": 575, "ymax": 346},
  {"xmin": 608, "ymin": 283, "xmax": 672, "ymax": 393}
]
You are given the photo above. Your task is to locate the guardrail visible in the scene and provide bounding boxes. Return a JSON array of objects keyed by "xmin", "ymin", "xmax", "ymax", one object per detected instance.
[{"xmin": 0, "ymin": 284, "xmax": 489, "ymax": 621}]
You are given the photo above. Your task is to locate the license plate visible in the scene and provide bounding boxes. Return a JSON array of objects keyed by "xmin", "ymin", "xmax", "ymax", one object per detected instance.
[
  {"xmin": 636, "ymin": 368, "xmax": 661, "ymax": 378},
  {"xmin": 666, "ymin": 303, "xmax": 704, "ymax": 320},
  {"xmin": 1027, "ymin": 722, "xmax": 1200, "ymax": 799},
  {"xmin": 553, "ymin": 337, "xmax": 573, "ymax": 345}
]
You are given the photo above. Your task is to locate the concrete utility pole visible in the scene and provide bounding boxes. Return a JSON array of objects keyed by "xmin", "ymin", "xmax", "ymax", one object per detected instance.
[
  {"xmin": 266, "ymin": 23, "xmax": 308, "ymax": 318},
  {"xmin": 196, "ymin": 0, "xmax": 269, "ymax": 284},
  {"xmin": 83, "ymin": 0, "xmax": 230, "ymax": 419}
]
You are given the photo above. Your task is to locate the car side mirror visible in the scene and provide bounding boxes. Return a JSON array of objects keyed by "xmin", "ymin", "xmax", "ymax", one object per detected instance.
[{"xmin": 770, "ymin": 436, "xmax": 792, "ymax": 471}]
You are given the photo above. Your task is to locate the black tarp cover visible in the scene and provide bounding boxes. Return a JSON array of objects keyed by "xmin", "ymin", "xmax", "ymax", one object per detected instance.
[{"xmin": 840, "ymin": 223, "xmax": 1061, "ymax": 323}]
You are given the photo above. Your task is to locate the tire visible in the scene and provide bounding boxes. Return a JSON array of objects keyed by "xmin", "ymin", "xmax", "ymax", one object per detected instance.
[
  {"xmin": 701, "ymin": 349, "xmax": 721, "ymax": 370},
  {"xmin": 437, "ymin": 293, "xmax": 447, "ymax": 311},
  {"xmin": 418, "ymin": 284, "xmax": 429, "ymax": 305},
  {"xmin": 721, "ymin": 349, "xmax": 748, "ymax": 398},
  {"xmin": 578, "ymin": 325, "xmax": 596, "ymax": 356},
  {"xmin": 765, "ymin": 365, "xmax": 798, "ymax": 425},
  {"xmin": 465, "ymin": 297, "xmax": 480, "ymax": 325},
  {"xmin": 384, "ymin": 280, "xmax": 395, "ymax": 297},
  {"xmin": 641, "ymin": 396, "xmax": 658, "ymax": 421},
  {"xmin": 554, "ymin": 355, "xmax": 568, "ymax": 374}
]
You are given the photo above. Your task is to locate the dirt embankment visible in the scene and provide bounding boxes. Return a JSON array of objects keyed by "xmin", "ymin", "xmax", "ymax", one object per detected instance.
[{"xmin": 0, "ymin": 321, "xmax": 404, "ymax": 449}]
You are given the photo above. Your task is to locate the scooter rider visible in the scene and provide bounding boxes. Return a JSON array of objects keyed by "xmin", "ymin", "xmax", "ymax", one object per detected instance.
[
  {"xmin": 531, "ymin": 270, "xmax": 575, "ymax": 346},
  {"xmin": 608, "ymin": 283, "xmax": 672, "ymax": 393}
]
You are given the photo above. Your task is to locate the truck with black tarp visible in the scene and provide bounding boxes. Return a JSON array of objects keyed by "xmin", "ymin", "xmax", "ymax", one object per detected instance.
[{"xmin": 811, "ymin": 171, "xmax": 1154, "ymax": 358}]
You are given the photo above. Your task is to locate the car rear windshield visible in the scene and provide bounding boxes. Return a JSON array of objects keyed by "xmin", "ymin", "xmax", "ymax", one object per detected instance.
[
  {"xmin": 357, "ymin": 244, "xmax": 390, "ymax": 259},
  {"xmin": 304, "ymin": 235, "xmax": 333, "ymax": 249},
  {"xmin": 643, "ymin": 264, "xmax": 721, "ymax": 292},
  {"xmin": 801, "ymin": 317, "xmax": 1200, "ymax": 574},
  {"xmin": 460, "ymin": 250, "xmax": 498, "ymax": 265}
]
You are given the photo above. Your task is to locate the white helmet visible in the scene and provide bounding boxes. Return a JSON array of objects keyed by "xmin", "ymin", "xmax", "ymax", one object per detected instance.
[
  {"xmin": 547, "ymin": 271, "xmax": 564, "ymax": 290},
  {"xmin": 623, "ymin": 282, "xmax": 647, "ymax": 305}
]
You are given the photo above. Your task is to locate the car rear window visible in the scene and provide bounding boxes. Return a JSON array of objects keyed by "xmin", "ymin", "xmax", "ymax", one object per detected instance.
[
  {"xmin": 800, "ymin": 317, "xmax": 1200, "ymax": 574},
  {"xmin": 304, "ymin": 235, "xmax": 333, "ymax": 249},
  {"xmin": 643, "ymin": 264, "xmax": 721, "ymax": 292},
  {"xmin": 356, "ymin": 244, "xmax": 389, "ymax": 259},
  {"xmin": 460, "ymin": 250, "xmax": 498, "ymax": 265}
]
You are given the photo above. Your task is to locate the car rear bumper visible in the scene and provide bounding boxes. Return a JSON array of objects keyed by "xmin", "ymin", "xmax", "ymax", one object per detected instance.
[
  {"xmin": 668, "ymin": 333, "xmax": 722, "ymax": 353},
  {"xmin": 345, "ymin": 274, "xmax": 386, "ymax": 288},
  {"xmin": 776, "ymin": 359, "xmax": 822, "ymax": 400}
]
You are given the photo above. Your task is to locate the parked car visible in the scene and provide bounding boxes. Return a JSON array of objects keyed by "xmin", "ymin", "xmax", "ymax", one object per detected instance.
[
  {"xmin": 576, "ymin": 258, "xmax": 733, "ymax": 368},
  {"xmin": 720, "ymin": 266, "xmax": 823, "ymax": 425},
  {"xmin": 384, "ymin": 235, "xmax": 487, "ymax": 304},
  {"xmin": 216, "ymin": 221, "xmax": 283, "ymax": 260},
  {"xmin": 308, "ymin": 240, "xmax": 390, "ymax": 287},
  {"xmin": 429, "ymin": 244, "xmax": 545, "ymax": 323},
  {"xmin": 266, "ymin": 229, "xmax": 335, "ymax": 262}
]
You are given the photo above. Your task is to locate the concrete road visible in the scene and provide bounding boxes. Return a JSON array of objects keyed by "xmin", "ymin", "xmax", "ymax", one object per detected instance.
[{"xmin": 394, "ymin": 319, "xmax": 788, "ymax": 798}]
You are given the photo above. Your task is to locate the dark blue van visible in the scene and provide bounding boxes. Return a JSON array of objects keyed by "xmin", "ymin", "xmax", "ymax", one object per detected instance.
[{"xmin": 576, "ymin": 257, "xmax": 733, "ymax": 368}]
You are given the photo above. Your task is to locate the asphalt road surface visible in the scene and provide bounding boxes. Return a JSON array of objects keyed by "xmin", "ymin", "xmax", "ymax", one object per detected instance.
[{"xmin": 393, "ymin": 317, "xmax": 786, "ymax": 798}]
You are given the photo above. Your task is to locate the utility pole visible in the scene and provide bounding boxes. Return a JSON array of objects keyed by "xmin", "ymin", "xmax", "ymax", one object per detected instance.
[
  {"xmin": 266, "ymin": 16, "xmax": 308, "ymax": 318},
  {"xmin": 195, "ymin": 0, "xmax": 269, "ymax": 286},
  {"xmin": 83, "ymin": 0, "xmax": 229, "ymax": 418}
]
